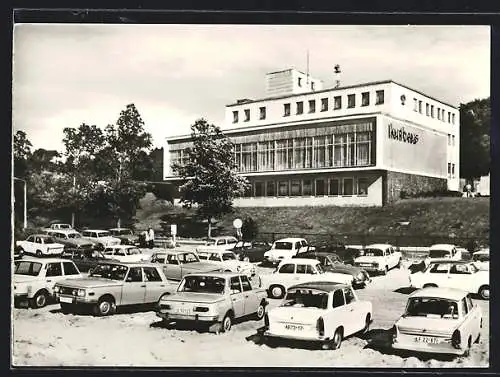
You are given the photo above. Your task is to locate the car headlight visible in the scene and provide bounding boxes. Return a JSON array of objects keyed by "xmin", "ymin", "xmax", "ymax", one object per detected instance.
[
  {"xmin": 54, "ymin": 286, "xmax": 60, "ymax": 293},
  {"xmin": 356, "ymin": 272, "xmax": 365, "ymax": 280}
]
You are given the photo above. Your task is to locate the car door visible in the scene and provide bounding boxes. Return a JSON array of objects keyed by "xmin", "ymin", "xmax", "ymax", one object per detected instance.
[
  {"xmin": 342, "ymin": 286, "xmax": 364, "ymax": 335},
  {"xmin": 465, "ymin": 294, "xmax": 482, "ymax": 338},
  {"xmin": 426, "ymin": 262, "xmax": 451, "ymax": 286},
  {"xmin": 44, "ymin": 262, "xmax": 65, "ymax": 291},
  {"xmin": 447, "ymin": 263, "xmax": 475, "ymax": 292},
  {"xmin": 163, "ymin": 254, "xmax": 182, "ymax": 281},
  {"xmin": 229, "ymin": 276, "xmax": 245, "ymax": 318},
  {"xmin": 143, "ymin": 266, "xmax": 168, "ymax": 303},
  {"xmin": 241, "ymin": 275, "xmax": 259, "ymax": 316},
  {"xmin": 62, "ymin": 261, "xmax": 81, "ymax": 279},
  {"xmin": 121, "ymin": 267, "xmax": 146, "ymax": 305},
  {"xmin": 22, "ymin": 235, "xmax": 35, "ymax": 254},
  {"xmin": 330, "ymin": 288, "xmax": 349, "ymax": 334}
]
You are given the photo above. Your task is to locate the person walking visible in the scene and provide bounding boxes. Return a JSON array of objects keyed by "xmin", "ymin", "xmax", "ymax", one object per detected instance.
[{"xmin": 148, "ymin": 227, "xmax": 155, "ymax": 249}]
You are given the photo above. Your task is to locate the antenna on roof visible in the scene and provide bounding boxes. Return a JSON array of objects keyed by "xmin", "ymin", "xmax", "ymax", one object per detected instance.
[
  {"xmin": 306, "ymin": 50, "xmax": 310, "ymax": 84},
  {"xmin": 334, "ymin": 64, "xmax": 341, "ymax": 88}
]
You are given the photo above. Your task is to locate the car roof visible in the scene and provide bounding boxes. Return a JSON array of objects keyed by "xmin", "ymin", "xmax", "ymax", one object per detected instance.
[
  {"xmin": 105, "ymin": 245, "xmax": 137, "ymax": 249},
  {"xmin": 429, "ymin": 244, "xmax": 456, "ymax": 250},
  {"xmin": 280, "ymin": 258, "xmax": 319, "ymax": 265},
  {"xmin": 180, "ymin": 271, "xmax": 242, "ymax": 278},
  {"xmin": 275, "ymin": 238, "xmax": 306, "ymax": 242},
  {"xmin": 288, "ymin": 281, "xmax": 349, "ymax": 292},
  {"xmin": 93, "ymin": 261, "xmax": 160, "ymax": 268},
  {"xmin": 48, "ymin": 229, "xmax": 80, "ymax": 233},
  {"xmin": 474, "ymin": 249, "xmax": 490, "ymax": 255},
  {"xmin": 109, "ymin": 228, "xmax": 132, "ymax": 231},
  {"xmin": 17, "ymin": 257, "xmax": 70, "ymax": 264},
  {"xmin": 428, "ymin": 259, "xmax": 470, "ymax": 264},
  {"xmin": 365, "ymin": 243, "xmax": 393, "ymax": 249},
  {"xmin": 155, "ymin": 249, "xmax": 195, "ymax": 255},
  {"xmin": 409, "ymin": 287, "xmax": 468, "ymax": 301},
  {"xmin": 29, "ymin": 234, "xmax": 53, "ymax": 238},
  {"xmin": 83, "ymin": 229, "xmax": 111, "ymax": 232},
  {"xmin": 208, "ymin": 236, "xmax": 237, "ymax": 240}
]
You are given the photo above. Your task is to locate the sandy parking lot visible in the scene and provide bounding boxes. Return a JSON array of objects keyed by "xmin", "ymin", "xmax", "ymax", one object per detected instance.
[{"xmin": 11, "ymin": 262, "xmax": 489, "ymax": 368}]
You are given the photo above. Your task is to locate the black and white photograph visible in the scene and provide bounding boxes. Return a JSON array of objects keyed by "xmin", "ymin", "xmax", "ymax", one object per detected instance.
[{"xmin": 11, "ymin": 23, "xmax": 490, "ymax": 368}]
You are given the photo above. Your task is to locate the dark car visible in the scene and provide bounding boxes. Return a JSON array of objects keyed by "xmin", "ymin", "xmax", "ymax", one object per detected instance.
[
  {"xmin": 298, "ymin": 243, "xmax": 362, "ymax": 266},
  {"xmin": 230, "ymin": 241, "xmax": 272, "ymax": 263},
  {"xmin": 14, "ymin": 245, "xmax": 24, "ymax": 261},
  {"xmin": 293, "ymin": 251, "xmax": 371, "ymax": 288},
  {"xmin": 108, "ymin": 228, "xmax": 140, "ymax": 246},
  {"xmin": 61, "ymin": 249, "xmax": 118, "ymax": 273}
]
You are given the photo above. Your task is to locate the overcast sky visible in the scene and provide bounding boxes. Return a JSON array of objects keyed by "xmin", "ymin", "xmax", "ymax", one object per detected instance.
[{"xmin": 12, "ymin": 24, "xmax": 490, "ymax": 152}]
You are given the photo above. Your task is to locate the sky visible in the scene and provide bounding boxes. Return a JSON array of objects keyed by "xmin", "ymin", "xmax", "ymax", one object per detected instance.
[{"xmin": 12, "ymin": 24, "xmax": 490, "ymax": 152}]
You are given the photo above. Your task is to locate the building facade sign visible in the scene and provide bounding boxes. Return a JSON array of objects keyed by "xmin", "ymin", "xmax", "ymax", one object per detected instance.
[{"xmin": 387, "ymin": 123, "xmax": 419, "ymax": 144}]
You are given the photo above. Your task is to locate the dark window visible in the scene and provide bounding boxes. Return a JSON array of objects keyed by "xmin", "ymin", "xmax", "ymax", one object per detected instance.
[
  {"xmin": 305, "ymin": 265, "xmax": 315, "ymax": 274},
  {"xmin": 298, "ymin": 77, "xmax": 302, "ymax": 87},
  {"xmin": 278, "ymin": 181, "xmax": 289, "ymax": 196},
  {"xmin": 303, "ymin": 180, "xmax": 313, "ymax": 196},
  {"xmin": 357, "ymin": 177, "xmax": 368, "ymax": 196},
  {"xmin": 284, "ymin": 103, "xmax": 291, "ymax": 117},
  {"xmin": 127, "ymin": 267, "xmax": 143, "ymax": 282},
  {"xmin": 429, "ymin": 263, "xmax": 450, "ymax": 274},
  {"xmin": 418, "ymin": 101, "xmax": 423, "ymax": 113},
  {"xmin": 321, "ymin": 98, "xmax": 328, "ymax": 111},
  {"xmin": 230, "ymin": 277, "xmax": 242, "ymax": 293},
  {"xmin": 375, "ymin": 90, "xmax": 384, "ymax": 105},
  {"xmin": 311, "ymin": 82, "xmax": 315, "ymax": 91},
  {"xmin": 296, "ymin": 264, "xmax": 307, "ymax": 274},
  {"xmin": 46, "ymin": 262, "xmax": 63, "ymax": 277},
  {"xmin": 259, "ymin": 107, "xmax": 266, "ymax": 120},
  {"xmin": 308, "ymin": 100, "xmax": 316, "ymax": 113},
  {"xmin": 431, "ymin": 105, "xmax": 435, "ymax": 118},
  {"xmin": 296, "ymin": 101, "xmax": 303, "ymax": 115},
  {"xmin": 143, "ymin": 267, "xmax": 162, "ymax": 282},
  {"xmin": 291, "ymin": 180, "xmax": 301, "ymax": 196},
  {"xmin": 232, "ymin": 111, "xmax": 239, "ymax": 123},
  {"xmin": 63, "ymin": 262, "xmax": 79, "ymax": 275},
  {"xmin": 244, "ymin": 109, "xmax": 250, "ymax": 122},
  {"xmin": 332, "ymin": 289, "xmax": 345, "ymax": 308},
  {"xmin": 241, "ymin": 276, "xmax": 252, "ymax": 291},
  {"xmin": 426, "ymin": 103, "xmax": 430, "ymax": 116},
  {"xmin": 278, "ymin": 263, "xmax": 295, "ymax": 274},
  {"xmin": 344, "ymin": 287, "xmax": 356, "ymax": 304},
  {"xmin": 465, "ymin": 295, "xmax": 473, "ymax": 313},
  {"xmin": 255, "ymin": 181, "xmax": 265, "ymax": 197},
  {"xmin": 334, "ymin": 96, "xmax": 342, "ymax": 110},
  {"xmin": 413, "ymin": 98, "xmax": 418, "ymax": 112},
  {"xmin": 343, "ymin": 178, "xmax": 354, "ymax": 195},
  {"xmin": 361, "ymin": 92, "xmax": 370, "ymax": 106},
  {"xmin": 316, "ymin": 179, "xmax": 326, "ymax": 196},
  {"xmin": 462, "ymin": 297, "xmax": 468, "ymax": 314},
  {"xmin": 266, "ymin": 181, "xmax": 276, "ymax": 197},
  {"xmin": 329, "ymin": 178, "xmax": 340, "ymax": 196},
  {"xmin": 450, "ymin": 264, "xmax": 470, "ymax": 274},
  {"xmin": 347, "ymin": 94, "xmax": 355, "ymax": 108}
]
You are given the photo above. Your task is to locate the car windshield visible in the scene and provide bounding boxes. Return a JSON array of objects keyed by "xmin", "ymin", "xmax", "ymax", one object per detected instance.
[
  {"xmin": 363, "ymin": 248, "xmax": 384, "ymax": 257},
  {"xmin": 97, "ymin": 232, "xmax": 110, "ymax": 237},
  {"xmin": 473, "ymin": 253, "xmax": 489, "ymax": 262},
  {"xmin": 43, "ymin": 237, "xmax": 56, "ymax": 244},
  {"xmin": 283, "ymin": 289, "xmax": 329, "ymax": 309},
  {"xmin": 222, "ymin": 252, "xmax": 237, "ymax": 261},
  {"xmin": 274, "ymin": 242, "xmax": 293, "ymax": 250},
  {"xmin": 206, "ymin": 239, "xmax": 217, "ymax": 246},
  {"xmin": 59, "ymin": 224, "xmax": 71, "ymax": 229},
  {"xmin": 153, "ymin": 254, "xmax": 166, "ymax": 263},
  {"xmin": 14, "ymin": 261, "xmax": 43, "ymax": 276},
  {"xmin": 68, "ymin": 233, "xmax": 82, "ymax": 239},
  {"xmin": 89, "ymin": 264, "xmax": 128, "ymax": 280},
  {"xmin": 315, "ymin": 264, "xmax": 325, "ymax": 274},
  {"xmin": 178, "ymin": 275, "xmax": 226, "ymax": 294},
  {"xmin": 404, "ymin": 297, "xmax": 459, "ymax": 319},
  {"xmin": 126, "ymin": 248, "xmax": 141, "ymax": 255},
  {"xmin": 429, "ymin": 249, "xmax": 451, "ymax": 258}
]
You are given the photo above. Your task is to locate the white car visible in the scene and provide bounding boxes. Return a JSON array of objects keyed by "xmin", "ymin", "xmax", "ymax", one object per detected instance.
[
  {"xmin": 392, "ymin": 287, "xmax": 483, "ymax": 356},
  {"xmin": 263, "ymin": 238, "xmax": 310, "ymax": 265},
  {"xmin": 472, "ymin": 248, "xmax": 489, "ymax": 271},
  {"xmin": 261, "ymin": 258, "xmax": 355, "ymax": 299},
  {"xmin": 102, "ymin": 245, "xmax": 150, "ymax": 263},
  {"xmin": 16, "ymin": 234, "xmax": 65, "ymax": 257},
  {"xmin": 262, "ymin": 282, "xmax": 372, "ymax": 350},
  {"xmin": 409, "ymin": 259, "xmax": 489, "ymax": 300},
  {"xmin": 425, "ymin": 244, "xmax": 462, "ymax": 266},
  {"xmin": 13, "ymin": 258, "xmax": 83, "ymax": 308},
  {"xmin": 353, "ymin": 244, "xmax": 402, "ymax": 275},
  {"xmin": 81, "ymin": 229, "xmax": 121, "ymax": 249},
  {"xmin": 196, "ymin": 236, "xmax": 239, "ymax": 253},
  {"xmin": 197, "ymin": 250, "xmax": 256, "ymax": 277}
]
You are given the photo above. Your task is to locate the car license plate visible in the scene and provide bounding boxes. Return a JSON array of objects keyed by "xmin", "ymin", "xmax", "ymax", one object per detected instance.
[
  {"xmin": 59, "ymin": 296, "xmax": 73, "ymax": 304},
  {"xmin": 414, "ymin": 336, "xmax": 440, "ymax": 344},
  {"xmin": 177, "ymin": 308, "xmax": 191, "ymax": 315},
  {"xmin": 284, "ymin": 324, "xmax": 304, "ymax": 331}
]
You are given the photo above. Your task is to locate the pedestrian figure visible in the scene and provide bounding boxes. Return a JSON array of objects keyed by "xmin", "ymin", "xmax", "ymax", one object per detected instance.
[
  {"xmin": 466, "ymin": 183, "xmax": 472, "ymax": 198},
  {"xmin": 148, "ymin": 227, "xmax": 155, "ymax": 249}
]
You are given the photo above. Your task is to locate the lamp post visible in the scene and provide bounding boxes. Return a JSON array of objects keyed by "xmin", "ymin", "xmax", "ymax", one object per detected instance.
[{"xmin": 13, "ymin": 177, "xmax": 27, "ymax": 229}]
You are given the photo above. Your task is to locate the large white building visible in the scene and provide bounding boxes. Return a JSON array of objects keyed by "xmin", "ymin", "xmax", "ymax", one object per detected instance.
[{"xmin": 164, "ymin": 68, "xmax": 460, "ymax": 207}]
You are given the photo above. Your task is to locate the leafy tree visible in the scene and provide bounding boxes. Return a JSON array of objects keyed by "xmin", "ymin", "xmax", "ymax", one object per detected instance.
[
  {"xmin": 29, "ymin": 149, "xmax": 61, "ymax": 173},
  {"xmin": 460, "ymin": 98, "xmax": 490, "ymax": 181},
  {"xmin": 13, "ymin": 130, "xmax": 33, "ymax": 178},
  {"xmin": 241, "ymin": 216, "xmax": 259, "ymax": 241},
  {"xmin": 172, "ymin": 119, "xmax": 250, "ymax": 237},
  {"xmin": 149, "ymin": 147, "xmax": 164, "ymax": 182}
]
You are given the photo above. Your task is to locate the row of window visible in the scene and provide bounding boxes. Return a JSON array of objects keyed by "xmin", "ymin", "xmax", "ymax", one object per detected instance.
[
  {"xmin": 412, "ymin": 98, "xmax": 456, "ymax": 124},
  {"xmin": 447, "ymin": 134, "xmax": 456, "ymax": 146},
  {"xmin": 447, "ymin": 163, "xmax": 456, "ymax": 179},
  {"xmin": 232, "ymin": 90, "xmax": 385, "ymax": 123},
  {"xmin": 240, "ymin": 177, "xmax": 370, "ymax": 198}
]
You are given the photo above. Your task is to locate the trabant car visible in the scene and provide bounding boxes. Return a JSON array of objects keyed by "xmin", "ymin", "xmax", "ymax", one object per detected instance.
[
  {"xmin": 102, "ymin": 245, "xmax": 150, "ymax": 263},
  {"xmin": 353, "ymin": 244, "xmax": 402, "ymax": 275},
  {"xmin": 197, "ymin": 249, "xmax": 256, "ymax": 277},
  {"xmin": 16, "ymin": 234, "xmax": 65, "ymax": 257},
  {"xmin": 425, "ymin": 244, "xmax": 462, "ymax": 266},
  {"xmin": 472, "ymin": 248, "xmax": 489, "ymax": 271},
  {"xmin": 150, "ymin": 249, "xmax": 221, "ymax": 281},
  {"xmin": 81, "ymin": 229, "xmax": 121, "ymax": 249},
  {"xmin": 195, "ymin": 236, "xmax": 239, "ymax": 253},
  {"xmin": 263, "ymin": 238, "xmax": 310, "ymax": 265}
]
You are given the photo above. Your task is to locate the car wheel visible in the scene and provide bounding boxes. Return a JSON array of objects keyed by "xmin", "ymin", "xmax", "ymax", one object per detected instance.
[
  {"xmin": 269, "ymin": 285, "xmax": 285, "ymax": 299},
  {"xmin": 36, "ymin": 250, "xmax": 42, "ymax": 258},
  {"xmin": 330, "ymin": 328, "xmax": 343, "ymax": 350},
  {"xmin": 478, "ymin": 285, "xmax": 489, "ymax": 300},
  {"xmin": 94, "ymin": 297, "xmax": 116, "ymax": 316},
  {"xmin": 254, "ymin": 301, "xmax": 266, "ymax": 320},
  {"xmin": 31, "ymin": 290, "xmax": 49, "ymax": 309},
  {"xmin": 221, "ymin": 313, "xmax": 233, "ymax": 333}
]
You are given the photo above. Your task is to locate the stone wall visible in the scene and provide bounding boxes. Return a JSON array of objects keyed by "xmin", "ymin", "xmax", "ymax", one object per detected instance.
[{"xmin": 384, "ymin": 171, "xmax": 448, "ymax": 204}]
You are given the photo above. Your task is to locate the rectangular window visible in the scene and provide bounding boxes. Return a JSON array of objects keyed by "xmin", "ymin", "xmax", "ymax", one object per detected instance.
[
  {"xmin": 241, "ymin": 143, "xmax": 257, "ymax": 172},
  {"xmin": 244, "ymin": 109, "xmax": 250, "ymax": 122},
  {"xmin": 452, "ymin": 114, "xmax": 456, "ymax": 124},
  {"xmin": 315, "ymin": 179, "xmax": 326, "ymax": 196},
  {"xmin": 413, "ymin": 98, "xmax": 418, "ymax": 112},
  {"xmin": 321, "ymin": 98, "xmax": 328, "ymax": 111},
  {"xmin": 426, "ymin": 103, "xmax": 430, "ymax": 116},
  {"xmin": 431, "ymin": 105, "xmax": 434, "ymax": 118},
  {"xmin": 284, "ymin": 103, "xmax": 291, "ymax": 117},
  {"xmin": 448, "ymin": 112, "xmax": 451, "ymax": 123},
  {"xmin": 254, "ymin": 182, "xmax": 265, "ymax": 197},
  {"xmin": 303, "ymin": 180, "xmax": 313, "ymax": 196},
  {"xmin": 448, "ymin": 162, "xmax": 451, "ymax": 177},
  {"xmin": 232, "ymin": 111, "xmax": 239, "ymax": 123},
  {"xmin": 242, "ymin": 184, "xmax": 252, "ymax": 198},
  {"xmin": 296, "ymin": 101, "xmax": 304, "ymax": 115},
  {"xmin": 334, "ymin": 134, "xmax": 347, "ymax": 167},
  {"xmin": 451, "ymin": 163, "xmax": 455, "ymax": 178},
  {"xmin": 297, "ymin": 77, "xmax": 302, "ymax": 87},
  {"xmin": 266, "ymin": 181, "xmax": 275, "ymax": 197},
  {"xmin": 343, "ymin": 178, "xmax": 354, "ymax": 195},
  {"xmin": 437, "ymin": 108, "xmax": 441, "ymax": 120},
  {"xmin": 314, "ymin": 137, "xmax": 326, "ymax": 168},
  {"xmin": 361, "ymin": 92, "xmax": 370, "ymax": 106},
  {"xmin": 278, "ymin": 181, "xmax": 289, "ymax": 196},
  {"xmin": 328, "ymin": 178, "xmax": 340, "ymax": 196},
  {"xmin": 311, "ymin": 82, "xmax": 315, "ymax": 91},
  {"xmin": 347, "ymin": 94, "xmax": 355, "ymax": 108},
  {"xmin": 308, "ymin": 99, "xmax": 316, "ymax": 113},
  {"xmin": 357, "ymin": 177, "xmax": 369, "ymax": 196},
  {"xmin": 355, "ymin": 132, "xmax": 371, "ymax": 166},
  {"xmin": 375, "ymin": 90, "xmax": 384, "ymax": 105},
  {"xmin": 259, "ymin": 107, "xmax": 266, "ymax": 120},
  {"xmin": 291, "ymin": 180, "xmax": 301, "ymax": 196},
  {"xmin": 418, "ymin": 100, "xmax": 422, "ymax": 114},
  {"xmin": 334, "ymin": 96, "xmax": 342, "ymax": 110},
  {"xmin": 448, "ymin": 134, "xmax": 451, "ymax": 146},
  {"xmin": 326, "ymin": 135, "xmax": 334, "ymax": 167},
  {"xmin": 452, "ymin": 135, "xmax": 456, "ymax": 146},
  {"xmin": 257, "ymin": 141, "xmax": 275, "ymax": 171}
]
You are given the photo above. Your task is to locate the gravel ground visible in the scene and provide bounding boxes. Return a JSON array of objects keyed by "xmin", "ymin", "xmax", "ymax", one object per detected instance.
[{"xmin": 11, "ymin": 260, "xmax": 489, "ymax": 368}]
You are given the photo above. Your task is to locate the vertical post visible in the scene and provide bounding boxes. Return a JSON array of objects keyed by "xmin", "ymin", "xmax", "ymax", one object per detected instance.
[
  {"xmin": 71, "ymin": 175, "xmax": 76, "ymax": 228},
  {"xmin": 22, "ymin": 180, "xmax": 27, "ymax": 230}
]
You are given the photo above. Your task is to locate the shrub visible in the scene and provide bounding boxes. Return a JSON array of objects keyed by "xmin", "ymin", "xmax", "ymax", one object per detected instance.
[
  {"xmin": 403, "ymin": 189, "xmax": 463, "ymax": 199},
  {"xmin": 241, "ymin": 216, "xmax": 259, "ymax": 241}
]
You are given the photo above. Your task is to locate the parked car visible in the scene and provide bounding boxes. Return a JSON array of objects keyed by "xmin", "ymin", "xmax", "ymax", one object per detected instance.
[
  {"xmin": 42, "ymin": 223, "xmax": 73, "ymax": 232},
  {"xmin": 108, "ymin": 228, "xmax": 140, "ymax": 246},
  {"xmin": 14, "ymin": 245, "xmax": 24, "ymax": 260},
  {"xmin": 472, "ymin": 248, "xmax": 489, "ymax": 270},
  {"xmin": 409, "ymin": 259, "xmax": 489, "ymax": 300},
  {"xmin": 425, "ymin": 244, "xmax": 462, "ymax": 266},
  {"xmin": 197, "ymin": 250, "xmax": 256, "ymax": 277},
  {"xmin": 353, "ymin": 244, "xmax": 402, "ymax": 275},
  {"xmin": 293, "ymin": 251, "xmax": 371, "ymax": 288},
  {"xmin": 16, "ymin": 234, "xmax": 65, "ymax": 257},
  {"xmin": 392, "ymin": 287, "xmax": 483, "ymax": 356},
  {"xmin": 195, "ymin": 236, "xmax": 239, "ymax": 253},
  {"xmin": 80, "ymin": 229, "xmax": 121, "ymax": 249},
  {"xmin": 45, "ymin": 229, "xmax": 94, "ymax": 250},
  {"xmin": 156, "ymin": 272, "xmax": 268, "ymax": 333},
  {"xmin": 299, "ymin": 243, "xmax": 362, "ymax": 266},
  {"xmin": 262, "ymin": 282, "xmax": 372, "ymax": 350},
  {"xmin": 54, "ymin": 261, "xmax": 173, "ymax": 316},
  {"xmin": 263, "ymin": 238, "xmax": 310, "ymax": 266},
  {"xmin": 261, "ymin": 258, "xmax": 355, "ymax": 299},
  {"xmin": 102, "ymin": 245, "xmax": 150, "ymax": 263},
  {"xmin": 61, "ymin": 248, "xmax": 117, "ymax": 273},
  {"xmin": 150, "ymin": 249, "xmax": 221, "ymax": 281},
  {"xmin": 14, "ymin": 258, "xmax": 83, "ymax": 308},
  {"xmin": 230, "ymin": 241, "xmax": 272, "ymax": 263}
]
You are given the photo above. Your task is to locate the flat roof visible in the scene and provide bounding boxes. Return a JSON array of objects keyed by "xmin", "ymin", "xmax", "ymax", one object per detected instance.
[
  {"xmin": 409, "ymin": 287, "xmax": 468, "ymax": 301},
  {"xmin": 288, "ymin": 281, "xmax": 348, "ymax": 292}
]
